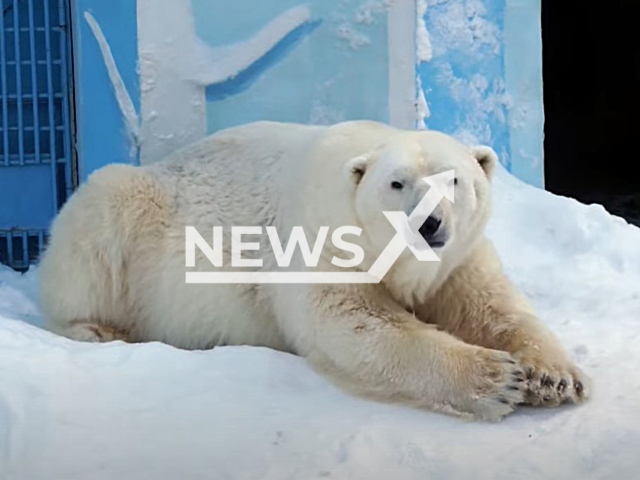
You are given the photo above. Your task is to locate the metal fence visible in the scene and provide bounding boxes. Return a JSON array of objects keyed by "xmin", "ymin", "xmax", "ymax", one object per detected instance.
[{"xmin": 0, "ymin": 0, "xmax": 74, "ymax": 270}]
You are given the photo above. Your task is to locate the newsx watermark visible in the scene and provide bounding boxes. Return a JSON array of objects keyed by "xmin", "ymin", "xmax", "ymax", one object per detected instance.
[{"xmin": 185, "ymin": 170, "xmax": 455, "ymax": 284}]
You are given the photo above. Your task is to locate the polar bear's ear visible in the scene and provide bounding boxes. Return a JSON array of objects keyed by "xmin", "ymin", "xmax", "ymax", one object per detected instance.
[
  {"xmin": 344, "ymin": 155, "xmax": 369, "ymax": 186},
  {"xmin": 471, "ymin": 146, "xmax": 498, "ymax": 179}
]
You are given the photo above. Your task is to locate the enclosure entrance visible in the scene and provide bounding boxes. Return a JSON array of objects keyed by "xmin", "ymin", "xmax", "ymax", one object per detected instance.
[
  {"xmin": 542, "ymin": 0, "xmax": 640, "ymax": 226},
  {"xmin": 0, "ymin": 0, "xmax": 75, "ymax": 270}
]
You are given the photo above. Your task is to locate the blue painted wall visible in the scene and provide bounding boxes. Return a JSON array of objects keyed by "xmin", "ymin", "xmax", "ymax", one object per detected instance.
[
  {"xmin": 193, "ymin": 0, "xmax": 389, "ymax": 130},
  {"xmin": 72, "ymin": 0, "xmax": 139, "ymax": 180},
  {"xmin": 417, "ymin": 0, "xmax": 509, "ymax": 162},
  {"xmin": 416, "ymin": 0, "xmax": 543, "ymax": 187},
  {"xmin": 72, "ymin": 0, "xmax": 544, "ymax": 186}
]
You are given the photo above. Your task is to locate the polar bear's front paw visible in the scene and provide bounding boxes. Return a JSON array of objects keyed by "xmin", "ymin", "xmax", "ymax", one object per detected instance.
[
  {"xmin": 516, "ymin": 348, "xmax": 590, "ymax": 407},
  {"xmin": 459, "ymin": 348, "xmax": 526, "ymax": 421}
]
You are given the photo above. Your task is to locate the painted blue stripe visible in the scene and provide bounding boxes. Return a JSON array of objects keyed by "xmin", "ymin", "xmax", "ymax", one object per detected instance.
[{"xmin": 206, "ymin": 20, "xmax": 321, "ymax": 101}]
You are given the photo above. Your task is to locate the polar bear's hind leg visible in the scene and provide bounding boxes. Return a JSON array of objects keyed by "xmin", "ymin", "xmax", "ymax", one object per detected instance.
[
  {"xmin": 51, "ymin": 320, "xmax": 130, "ymax": 343},
  {"xmin": 39, "ymin": 164, "xmax": 172, "ymax": 344}
]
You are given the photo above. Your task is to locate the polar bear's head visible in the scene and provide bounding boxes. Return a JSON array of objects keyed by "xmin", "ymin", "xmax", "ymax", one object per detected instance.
[{"xmin": 344, "ymin": 131, "xmax": 496, "ymax": 285}]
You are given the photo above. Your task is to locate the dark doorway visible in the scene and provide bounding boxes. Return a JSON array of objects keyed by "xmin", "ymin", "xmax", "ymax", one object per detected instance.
[{"xmin": 542, "ymin": 0, "xmax": 640, "ymax": 226}]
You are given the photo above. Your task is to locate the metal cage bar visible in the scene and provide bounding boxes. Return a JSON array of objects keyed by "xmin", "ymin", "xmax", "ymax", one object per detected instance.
[
  {"xmin": 43, "ymin": 0, "xmax": 59, "ymax": 214},
  {"xmin": 0, "ymin": 0, "xmax": 75, "ymax": 270},
  {"xmin": 0, "ymin": 229, "xmax": 48, "ymax": 271},
  {"xmin": 6, "ymin": 230, "xmax": 14, "ymax": 266},
  {"xmin": 57, "ymin": 0, "xmax": 72, "ymax": 199},
  {"xmin": 0, "ymin": 3, "xmax": 9, "ymax": 166},
  {"xmin": 28, "ymin": 0, "xmax": 42, "ymax": 164},
  {"xmin": 11, "ymin": 0, "xmax": 24, "ymax": 164}
]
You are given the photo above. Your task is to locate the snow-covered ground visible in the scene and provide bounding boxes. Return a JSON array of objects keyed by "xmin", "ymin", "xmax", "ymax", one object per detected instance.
[{"xmin": 1, "ymin": 167, "xmax": 639, "ymax": 480}]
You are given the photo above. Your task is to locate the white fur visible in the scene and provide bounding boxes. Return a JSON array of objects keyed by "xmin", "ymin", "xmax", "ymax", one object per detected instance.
[{"xmin": 39, "ymin": 121, "xmax": 589, "ymax": 420}]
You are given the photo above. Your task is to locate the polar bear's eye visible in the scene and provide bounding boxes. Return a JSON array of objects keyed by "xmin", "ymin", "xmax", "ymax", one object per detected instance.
[
  {"xmin": 454, "ymin": 177, "xmax": 459, "ymax": 186},
  {"xmin": 390, "ymin": 181, "xmax": 404, "ymax": 190}
]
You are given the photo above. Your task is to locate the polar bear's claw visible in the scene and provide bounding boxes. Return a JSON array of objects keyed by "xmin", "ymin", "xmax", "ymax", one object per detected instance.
[{"xmin": 518, "ymin": 353, "xmax": 591, "ymax": 407}]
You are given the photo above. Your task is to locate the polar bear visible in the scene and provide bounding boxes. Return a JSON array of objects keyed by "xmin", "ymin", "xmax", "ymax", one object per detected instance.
[{"xmin": 39, "ymin": 121, "xmax": 589, "ymax": 420}]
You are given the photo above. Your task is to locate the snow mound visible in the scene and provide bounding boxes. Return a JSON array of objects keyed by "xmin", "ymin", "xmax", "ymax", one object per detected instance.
[{"xmin": 1, "ymin": 167, "xmax": 640, "ymax": 480}]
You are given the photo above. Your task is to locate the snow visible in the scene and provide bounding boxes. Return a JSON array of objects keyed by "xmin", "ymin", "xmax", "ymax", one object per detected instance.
[
  {"xmin": 415, "ymin": 0, "xmax": 433, "ymax": 62},
  {"xmin": 435, "ymin": 64, "xmax": 510, "ymax": 146},
  {"xmin": 1, "ymin": 167, "xmax": 640, "ymax": 479},
  {"xmin": 335, "ymin": 22, "xmax": 372, "ymax": 50},
  {"xmin": 354, "ymin": 0, "xmax": 388, "ymax": 25},
  {"xmin": 426, "ymin": 0, "xmax": 501, "ymax": 58},
  {"xmin": 416, "ymin": 76, "xmax": 430, "ymax": 129}
]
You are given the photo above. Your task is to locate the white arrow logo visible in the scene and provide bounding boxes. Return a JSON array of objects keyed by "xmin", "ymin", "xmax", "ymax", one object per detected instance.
[{"xmin": 368, "ymin": 170, "xmax": 455, "ymax": 280}]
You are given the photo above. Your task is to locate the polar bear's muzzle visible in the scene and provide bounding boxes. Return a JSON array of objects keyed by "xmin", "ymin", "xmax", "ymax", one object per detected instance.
[{"xmin": 418, "ymin": 216, "xmax": 449, "ymax": 248}]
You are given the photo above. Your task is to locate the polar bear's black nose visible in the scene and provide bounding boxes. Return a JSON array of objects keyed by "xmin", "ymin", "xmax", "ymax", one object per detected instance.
[{"xmin": 419, "ymin": 216, "xmax": 442, "ymax": 240}]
